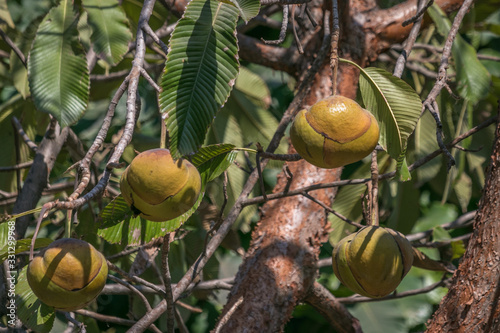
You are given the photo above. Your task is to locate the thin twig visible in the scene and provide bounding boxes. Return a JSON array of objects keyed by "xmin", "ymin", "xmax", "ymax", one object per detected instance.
[
  {"xmin": 260, "ymin": 0, "xmax": 311, "ymax": 4},
  {"xmin": 407, "ymin": 210, "xmax": 476, "ymax": 242},
  {"xmin": 302, "ymin": 192, "xmax": 363, "ymax": 229},
  {"xmin": 75, "ymin": 309, "xmax": 138, "ymax": 327},
  {"xmin": 161, "ymin": 233, "xmax": 175, "ymax": 333},
  {"xmin": 142, "ymin": 24, "xmax": 169, "ymax": 54},
  {"xmin": 213, "ymin": 297, "xmax": 244, "ymax": 333},
  {"xmin": 12, "ymin": 117, "xmax": 38, "ymax": 151},
  {"xmin": 0, "ymin": 27, "xmax": 26, "ymax": 67},
  {"xmin": 393, "ymin": 0, "xmax": 427, "ymax": 78},
  {"xmin": 174, "ymin": 307, "xmax": 190, "ymax": 333},
  {"xmin": 29, "ymin": 204, "xmax": 51, "ymax": 261},
  {"xmin": 0, "ymin": 161, "xmax": 33, "ymax": 173},
  {"xmin": 101, "ymin": 277, "xmax": 235, "ymax": 295},
  {"xmin": 259, "ymin": 152, "xmax": 302, "ymax": 161},
  {"xmin": 422, "ymin": 0, "xmax": 475, "ymax": 169},
  {"xmin": 139, "ymin": 67, "xmax": 161, "ymax": 92},
  {"xmin": 402, "ymin": 0, "xmax": 434, "ymax": 27},
  {"xmin": 68, "ymin": 78, "xmax": 129, "ymax": 201},
  {"xmin": 202, "ymin": 171, "xmax": 229, "ymax": 255},
  {"xmin": 256, "ymin": 145, "xmax": 268, "ymax": 201},
  {"xmin": 62, "ymin": 311, "xmax": 86, "ymax": 333},
  {"xmin": 107, "ymin": 261, "xmax": 167, "ymax": 297},
  {"xmin": 108, "ymin": 275, "xmax": 153, "ymax": 312},
  {"xmin": 291, "ymin": 5, "xmax": 304, "ymax": 54},
  {"xmin": 369, "ymin": 150, "xmax": 379, "ymax": 226},
  {"xmin": 106, "ymin": 247, "xmax": 141, "ymax": 260}
]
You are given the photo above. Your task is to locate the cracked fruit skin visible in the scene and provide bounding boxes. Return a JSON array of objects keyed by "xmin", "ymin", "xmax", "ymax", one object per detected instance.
[
  {"xmin": 27, "ymin": 238, "xmax": 108, "ymax": 311},
  {"xmin": 120, "ymin": 148, "xmax": 202, "ymax": 222},
  {"xmin": 332, "ymin": 226, "xmax": 413, "ymax": 298},
  {"xmin": 290, "ymin": 95, "xmax": 379, "ymax": 169}
]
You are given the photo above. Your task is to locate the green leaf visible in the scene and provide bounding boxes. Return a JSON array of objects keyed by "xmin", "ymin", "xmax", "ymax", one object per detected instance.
[
  {"xmin": 397, "ymin": 155, "xmax": 411, "ymax": 181},
  {"xmin": 428, "ymin": 4, "xmax": 491, "ymax": 104},
  {"xmin": 191, "ymin": 143, "xmax": 238, "ymax": 183},
  {"xmin": 28, "ymin": 0, "xmax": 89, "ymax": 127},
  {"xmin": 82, "ymin": 0, "xmax": 132, "ymax": 66},
  {"xmin": 226, "ymin": 0, "xmax": 260, "ymax": 22},
  {"xmin": 159, "ymin": 0, "xmax": 240, "ymax": 158},
  {"xmin": 0, "ymin": 238, "xmax": 53, "ymax": 263},
  {"xmin": 98, "ymin": 193, "xmax": 204, "ymax": 245},
  {"xmin": 432, "ymin": 226, "xmax": 451, "ymax": 242},
  {"xmin": 450, "ymin": 240, "xmax": 466, "ymax": 260},
  {"xmin": 98, "ymin": 194, "xmax": 132, "ymax": 228},
  {"xmin": 16, "ymin": 266, "xmax": 55, "ymax": 333},
  {"xmin": 9, "ymin": 37, "xmax": 30, "ymax": 98},
  {"xmin": 98, "ymin": 142, "xmax": 238, "ymax": 244},
  {"xmin": 357, "ymin": 66, "xmax": 422, "ymax": 173},
  {"xmin": 453, "ymin": 172, "xmax": 472, "ymax": 212}
]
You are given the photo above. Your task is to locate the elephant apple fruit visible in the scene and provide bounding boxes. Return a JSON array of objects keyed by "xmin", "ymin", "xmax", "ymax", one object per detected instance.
[
  {"xmin": 290, "ymin": 95, "xmax": 379, "ymax": 168},
  {"xmin": 332, "ymin": 225, "xmax": 413, "ymax": 298},
  {"xmin": 27, "ymin": 238, "xmax": 108, "ymax": 311}
]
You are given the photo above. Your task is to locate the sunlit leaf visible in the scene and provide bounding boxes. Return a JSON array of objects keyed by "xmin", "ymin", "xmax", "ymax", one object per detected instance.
[
  {"xmin": 225, "ymin": 0, "xmax": 260, "ymax": 22},
  {"xmin": 191, "ymin": 143, "xmax": 238, "ymax": 183},
  {"xmin": 356, "ymin": 66, "xmax": 422, "ymax": 180},
  {"xmin": 98, "ymin": 195, "xmax": 132, "ymax": 228},
  {"xmin": 98, "ymin": 192, "xmax": 204, "ymax": 245},
  {"xmin": 159, "ymin": 0, "xmax": 240, "ymax": 158},
  {"xmin": 82, "ymin": 0, "xmax": 132, "ymax": 66},
  {"xmin": 28, "ymin": 0, "xmax": 89, "ymax": 127}
]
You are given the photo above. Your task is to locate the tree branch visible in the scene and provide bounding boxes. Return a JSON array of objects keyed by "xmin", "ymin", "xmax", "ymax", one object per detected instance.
[{"xmin": 304, "ymin": 282, "xmax": 363, "ymax": 333}]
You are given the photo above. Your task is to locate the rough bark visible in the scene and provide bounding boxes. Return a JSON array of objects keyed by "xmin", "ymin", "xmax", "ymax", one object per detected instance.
[
  {"xmin": 425, "ymin": 114, "xmax": 500, "ymax": 332},
  {"xmin": 215, "ymin": 158, "xmax": 342, "ymax": 333}
]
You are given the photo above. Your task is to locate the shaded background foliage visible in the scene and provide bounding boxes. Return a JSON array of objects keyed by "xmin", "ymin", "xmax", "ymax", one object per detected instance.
[{"xmin": 0, "ymin": 0, "xmax": 499, "ymax": 332}]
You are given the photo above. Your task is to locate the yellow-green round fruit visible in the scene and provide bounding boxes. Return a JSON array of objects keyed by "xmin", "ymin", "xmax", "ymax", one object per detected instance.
[
  {"xmin": 332, "ymin": 226, "xmax": 413, "ymax": 298},
  {"xmin": 120, "ymin": 148, "xmax": 202, "ymax": 222},
  {"xmin": 290, "ymin": 95, "xmax": 379, "ymax": 169},
  {"xmin": 27, "ymin": 238, "xmax": 108, "ymax": 311}
]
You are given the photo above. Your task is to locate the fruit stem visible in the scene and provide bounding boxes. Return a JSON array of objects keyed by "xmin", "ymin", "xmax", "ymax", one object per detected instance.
[
  {"xmin": 330, "ymin": 0, "xmax": 340, "ymax": 96},
  {"xmin": 160, "ymin": 118, "xmax": 167, "ymax": 149}
]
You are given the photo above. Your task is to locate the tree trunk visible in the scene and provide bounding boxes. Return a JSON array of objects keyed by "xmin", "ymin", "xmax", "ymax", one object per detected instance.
[
  {"xmin": 425, "ymin": 114, "xmax": 500, "ymax": 332},
  {"xmin": 215, "ymin": 158, "xmax": 343, "ymax": 333}
]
